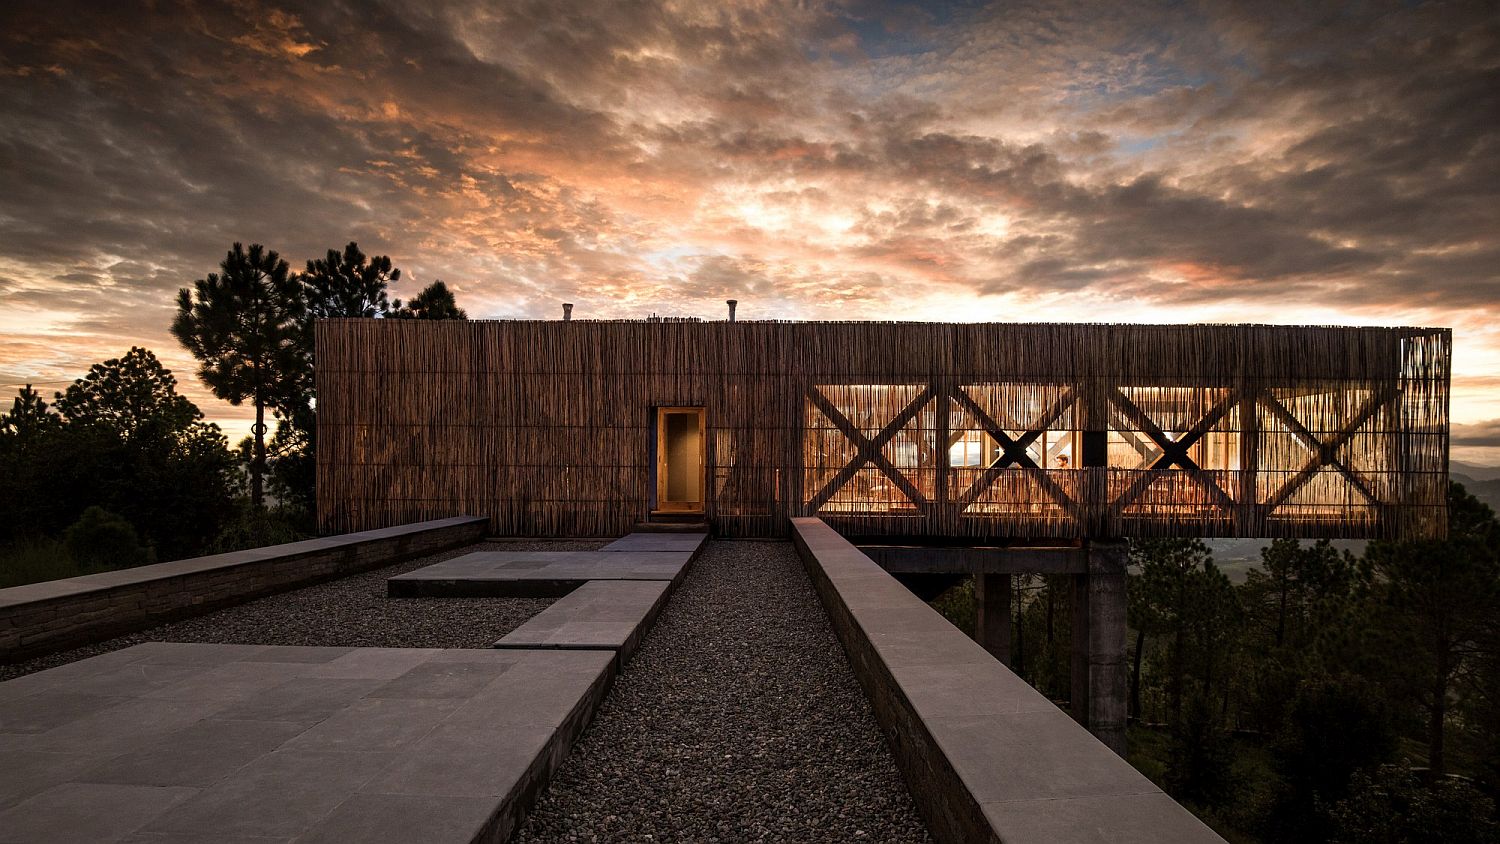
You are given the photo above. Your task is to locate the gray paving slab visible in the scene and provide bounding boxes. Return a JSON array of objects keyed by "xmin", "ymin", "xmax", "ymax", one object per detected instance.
[
  {"xmin": 0, "ymin": 782, "xmax": 199, "ymax": 843},
  {"xmin": 600, "ymin": 532, "xmax": 708, "ymax": 553},
  {"xmin": 120, "ymin": 832, "xmax": 290, "ymax": 843},
  {"xmin": 140, "ymin": 749, "xmax": 397, "ymax": 840},
  {"xmin": 79, "ymin": 719, "xmax": 308, "ymax": 788},
  {"xmin": 365, "ymin": 659, "xmax": 518, "ymax": 700},
  {"xmin": 0, "ymin": 642, "xmax": 616, "ymax": 842},
  {"xmin": 211, "ymin": 678, "xmax": 383, "ymax": 726},
  {"xmin": 0, "ymin": 750, "xmax": 108, "ymax": 813},
  {"xmin": 11, "ymin": 696, "xmax": 237, "ymax": 757},
  {"xmin": 281, "ymin": 698, "xmax": 463, "ymax": 752},
  {"xmin": 493, "ymin": 580, "xmax": 669, "ymax": 662},
  {"xmin": 297, "ymin": 793, "xmax": 499, "ymax": 844},
  {"xmin": 0, "ymin": 691, "xmax": 130, "ymax": 734},
  {"xmin": 358, "ymin": 720, "xmax": 556, "ymax": 799},
  {"xmin": 388, "ymin": 550, "xmax": 693, "ymax": 597}
]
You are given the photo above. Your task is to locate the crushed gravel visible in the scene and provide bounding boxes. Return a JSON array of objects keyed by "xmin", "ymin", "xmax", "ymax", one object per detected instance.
[
  {"xmin": 515, "ymin": 539, "xmax": 933, "ymax": 844},
  {"xmin": 0, "ymin": 539, "xmax": 605, "ymax": 683}
]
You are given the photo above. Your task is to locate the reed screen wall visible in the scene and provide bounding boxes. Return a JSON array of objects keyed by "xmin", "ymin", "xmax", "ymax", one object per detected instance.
[{"xmin": 316, "ymin": 320, "xmax": 1449, "ymax": 540}]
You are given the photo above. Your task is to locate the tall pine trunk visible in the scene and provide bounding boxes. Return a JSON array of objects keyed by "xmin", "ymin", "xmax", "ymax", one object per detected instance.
[
  {"xmin": 1131, "ymin": 626, "xmax": 1145, "ymax": 721},
  {"xmin": 1013, "ymin": 579, "xmax": 1025, "ymax": 678},
  {"xmin": 251, "ymin": 399, "xmax": 266, "ymax": 509},
  {"xmin": 1429, "ymin": 638, "xmax": 1448, "ymax": 780}
]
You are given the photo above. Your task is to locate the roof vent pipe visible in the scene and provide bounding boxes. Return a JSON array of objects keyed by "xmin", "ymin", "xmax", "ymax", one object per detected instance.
[
  {"xmin": 726, "ymin": 299, "xmax": 738, "ymax": 323},
  {"xmin": 562, "ymin": 303, "xmax": 573, "ymax": 321}
]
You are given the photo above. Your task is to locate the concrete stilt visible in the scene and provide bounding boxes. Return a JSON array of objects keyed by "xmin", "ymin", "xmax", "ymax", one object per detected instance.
[
  {"xmin": 973, "ymin": 573, "xmax": 1011, "ymax": 665},
  {"xmin": 1070, "ymin": 540, "xmax": 1128, "ymax": 757}
]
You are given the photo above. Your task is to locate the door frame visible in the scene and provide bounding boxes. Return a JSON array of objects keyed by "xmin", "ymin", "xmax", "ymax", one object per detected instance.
[{"xmin": 654, "ymin": 406, "xmax": 706, "ymax": 514}]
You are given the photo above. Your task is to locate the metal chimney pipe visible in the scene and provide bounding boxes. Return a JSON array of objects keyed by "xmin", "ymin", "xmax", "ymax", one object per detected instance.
[
  {"xmin": 726, "ymin": 299, "xmax": 738, "ymax": 322},
  {"xmin": 563, "ymin": 303, "xmax": 573, "ymax": 321}
]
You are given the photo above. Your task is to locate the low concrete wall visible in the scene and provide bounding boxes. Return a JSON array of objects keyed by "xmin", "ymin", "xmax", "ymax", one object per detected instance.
[
  {"xmin": 791, "ymin": 517, "xmax": 1223, "ymax": 844},
  {"xmin": 0, "ymin": 516, "xmax": 488, "ymax": 662}
]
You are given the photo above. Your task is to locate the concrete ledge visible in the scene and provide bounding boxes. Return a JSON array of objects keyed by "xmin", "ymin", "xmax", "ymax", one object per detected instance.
[
  {"xmin": 0, "ymin": 517, "xmax": 489, "ymax": 663},
  {"xmin": 791, "ymin": 517, "xmax": 1223, "ymax": 844}
]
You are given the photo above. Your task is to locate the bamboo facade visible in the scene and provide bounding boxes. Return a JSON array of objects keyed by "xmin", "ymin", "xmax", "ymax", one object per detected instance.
[{"xmin": 316, "ymin": 320, "xmax": 1450, "ymax": 540}]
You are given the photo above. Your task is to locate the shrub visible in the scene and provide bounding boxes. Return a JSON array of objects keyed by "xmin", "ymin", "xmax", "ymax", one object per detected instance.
[
  {"xmin": 209, "ymin": 505, "xmax": 311, "ymax": 554},
  {"xmin": 63, "ymin": 506, "xmax": 152, "ymax": 571},
  {"xmin": 1329, "ymin": 762, "xmax": 1499, "ymax": 844}
]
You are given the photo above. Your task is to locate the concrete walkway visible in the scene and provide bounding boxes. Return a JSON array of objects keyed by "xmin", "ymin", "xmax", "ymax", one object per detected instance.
[{"xmin": 388, "ymin": 534, "xmax": 707, "ymax": 598}]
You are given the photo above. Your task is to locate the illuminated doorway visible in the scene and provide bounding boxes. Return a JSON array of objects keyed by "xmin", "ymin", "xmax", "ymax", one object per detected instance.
[{"xmin": 655, "ymin": 407, "xmax": 705, "ymax": 513}]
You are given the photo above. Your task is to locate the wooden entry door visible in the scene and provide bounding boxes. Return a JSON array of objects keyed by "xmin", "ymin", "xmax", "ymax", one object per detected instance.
[{"xmin": 655, "ymin": 407, "xmax": 705, "ymax": 513}]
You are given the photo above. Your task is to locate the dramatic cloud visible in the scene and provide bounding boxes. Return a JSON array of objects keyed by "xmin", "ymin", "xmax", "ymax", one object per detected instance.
[{"xmin": 1, "ymin": 0, "xmax": 1497, "ymax": 459}]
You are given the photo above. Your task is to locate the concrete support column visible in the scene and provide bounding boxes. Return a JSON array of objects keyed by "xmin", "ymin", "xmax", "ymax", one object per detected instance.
[
  {"xmin": 1070, "ymin": 540, "xmax": 1128, "ymax": 757},
  {"xmin": 973, "ymin": 573, "xmax": 1011, "ymax": 666}
]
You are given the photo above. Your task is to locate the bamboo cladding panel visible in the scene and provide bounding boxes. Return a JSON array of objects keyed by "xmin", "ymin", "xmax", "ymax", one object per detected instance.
[{"xmin": 316, "ymin": 320, "xmax": 1449, "ymax": 540}]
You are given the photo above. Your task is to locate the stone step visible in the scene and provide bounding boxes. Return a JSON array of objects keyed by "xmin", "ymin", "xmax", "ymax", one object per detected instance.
[{"xmin": 632, "ymin": 520, "xmax": 709, "ymax": 533}]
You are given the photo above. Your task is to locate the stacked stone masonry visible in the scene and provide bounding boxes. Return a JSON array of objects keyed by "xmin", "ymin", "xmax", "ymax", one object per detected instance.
[{"xmin": 0, "ymin": 517, "xmax": 488, "ymax": 661}]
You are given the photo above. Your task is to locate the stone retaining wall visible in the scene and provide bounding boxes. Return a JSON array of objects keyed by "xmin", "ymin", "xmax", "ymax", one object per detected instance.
[
  {"xmin": 0, "ymin": 516, "xmax": 488, "ymax": 662},
  {"xmin": 791, "ymin": 517, "xmax": 1224, "ymax": 844}
]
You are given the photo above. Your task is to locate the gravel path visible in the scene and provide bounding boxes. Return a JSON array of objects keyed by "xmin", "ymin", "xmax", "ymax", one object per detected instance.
[
  {"xmin": 515, "ymin": 540, "xmax": 932, "ymax": 843},
  {"xmin": 0, "ymin": 539, "xmax": 604, "ymax": 682}
]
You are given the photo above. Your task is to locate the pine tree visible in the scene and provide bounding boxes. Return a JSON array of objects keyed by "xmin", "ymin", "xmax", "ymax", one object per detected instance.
[
  {"xmin": 52, "ymin": 347, "xmax": 199, "ymax": 441},
  {"xmin": 1364, "ymin": 483, "xmax": 1500, "ymax": 780},
  {"xmin": 272, "ymin": 242, "xmax": 404, "ymax": 513},
  {"xmin": 393, "ymin": 280, "xmax": 468, "ymax": 319},
  {"xmin": 300, "ymin": 241, "xmax": 399, "ymax": 320},
  {"xmin": 172, "ymin": 243, "xmax": 304, "ymax": 508}
]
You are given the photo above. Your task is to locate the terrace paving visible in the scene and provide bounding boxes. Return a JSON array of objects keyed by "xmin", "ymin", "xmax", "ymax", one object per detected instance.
[
  {"xmin": 388, "ymin": 550, "xmax": 695, "ymax": 598},
  {"xmin": 493, "ymin": 580, "xmax": 670, "ymax": 662},
  {"xmin": 0, "ymin": 533, "xmax": 928, "ymax": 842},
  {"xmin": 0, "ymin": 642, "xmax": 612, "ymax": 843},
  {"xmin": 599, "ymin": 532, "xmax": 708, "ymax": 553}
]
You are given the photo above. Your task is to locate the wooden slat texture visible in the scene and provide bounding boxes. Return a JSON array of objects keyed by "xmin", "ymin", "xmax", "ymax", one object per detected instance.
[{"xmin": 316, "ymin": 320, "xmax": 1449, "ymax": 540}]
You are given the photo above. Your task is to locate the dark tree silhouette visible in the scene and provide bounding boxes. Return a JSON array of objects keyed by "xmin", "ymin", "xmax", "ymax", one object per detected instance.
[
  {"xmin": 1364, "ymin": 483, "xmax": 1500, "ymax": 780},
  {"xmin": 270, "ymin": 242, "xmax": 405, "ymax": 514},
  {"xmin": 300, "ymin": 241, "xmax": 400, "ymax": 320},
  {"xmin": 1241, "ymin": 538, "xmax": 1357, "ymax": 653},
  {"xmin": 1, "ymin": 353, "xmax": 235, "ymax": 558},
  {"xmin": 394, "ymin": 280, "xmax": 468, "ymax": 319},
  {"xmin": 52, "ymin": 347, "xmax": 199, "ymax": 441},
  {"xmin": 172, "ymin": 243, "xmax": 304, "ymax": 508},
  {"xmin": 0, "ymin": 385, "xmax": 60, "ymax": 442}
]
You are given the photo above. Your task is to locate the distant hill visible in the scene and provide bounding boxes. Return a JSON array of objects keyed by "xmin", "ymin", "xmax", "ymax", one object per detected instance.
[
  {"xmin": 1203, "ymin": 460, "xmax": 1500, "ymax": 582},
  {"xmin": 1452, "ymin": 460, "xmax": 1500, "ymax": 482},
  {"xmin": 1205, "ymin": 538, "xmax": 1366, "ymax": 584},
  {"xmin": 1452, "ymin": 472, "xmax": 1500, "ymax": 516}
]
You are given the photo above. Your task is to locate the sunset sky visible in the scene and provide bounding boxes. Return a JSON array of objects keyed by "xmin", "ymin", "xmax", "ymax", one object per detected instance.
[{"xmin": 1, "ymin": 0, "xmax": 1498, "ymax": 463}]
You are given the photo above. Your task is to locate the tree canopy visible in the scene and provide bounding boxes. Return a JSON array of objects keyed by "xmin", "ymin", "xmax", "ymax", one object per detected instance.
[
  {"xmin": 172, "ymin": 242, "xmax": 304, "ymax": 507},
  {"xmin": 394, "ymin": 280, "xmax": 468, "ymax": 319},
  {"xmin": 0, "ymin": 351, "xmax": 235, "ymax": 559},
  {"xmin": 52, "ymin": 347, "xmax": 202, "ymax": 441},
  {"xmin": 300, "ymin": 241, "xmax": 400, "ymax": 320}
]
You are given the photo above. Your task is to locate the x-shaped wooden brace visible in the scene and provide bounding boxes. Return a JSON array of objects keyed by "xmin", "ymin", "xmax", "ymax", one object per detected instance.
[
  {"xmin": 1111, "ymin": 388, "xmax": 1238, "ymax": 512},
  {"xmin": 806, "ymin": 385, "xmax": 934, "ymax": 512},
  {"xmin": 1262, "ymin": 387, "xmax": 1390, "ymax": 510},
  {"xmin": 949, "ymin": 386, "xmax": 1079, "ymax": 516}
]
